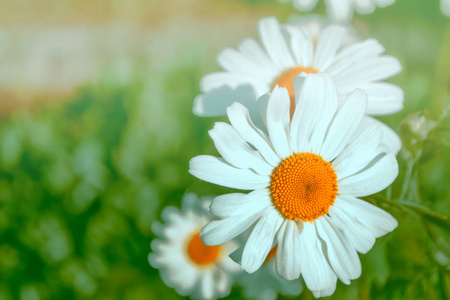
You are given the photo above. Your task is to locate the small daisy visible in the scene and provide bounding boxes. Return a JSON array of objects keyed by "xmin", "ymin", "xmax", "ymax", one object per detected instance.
[
  {"xmin": 193, "ymin": 17, "xmax": 403, "ymax": 153},
  {"xmin": 287, "ymin": 0, "xmax": 395, "ymax": 22},
  {"xmin": 190, "ymin": 73, "xmax": 399, "ymax": 297},
  {"xmin": 235, "ymin": 245, "xmax": 303, "ymax": 300},
  {"xmin": 149, "ymin": 193, "xmax": 240, "ymax": 300}
]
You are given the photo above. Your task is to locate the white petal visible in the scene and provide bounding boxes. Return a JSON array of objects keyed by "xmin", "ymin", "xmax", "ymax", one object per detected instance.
[
  {"xmin": 293, "ymin": 0, "xmax": 319, "ymax": 11},
  {"xmin": 237, "ymin": 37, "xmax": 280, "ymax": 73},
  {"xmin": 287, "ymin": 26, "xmax": 314, "ymax": 67},
  {"xmin": 189, "ymin": 155, "xmax": 271, "ymax": 190},
  {"xmin": 242, "ymin": 208, "xmax": 284, "ymax": 273},
  {"xmin": 227, "ymin": 103, "xmax": 281, "ymax": 166},
  {"xmin": 209, "ymin": 122, "xmax": 273, "ymax": 175},
  {"xmin": 217, "ymin": 47, "xmax": 274, "ymax": 83},
  {"xmin": 299, "ymin": 222, "xmax": 337, "ymax": 294},
  {"xmin": 201, "ymin": 71, "xmax": 267, "ymax": 95},
  {"xmin": 327, "ymin": 203, "xmax": 376, "ymax": 254},
  {"xmin": 338, "ymin": 195, "xmax": 398, "ymax": 237},
  {"xmin": 333, "ymin": 124, "xmax": 384, "ymax": 180},
  {"xmin": 200, "ymin": 270, "xmax": 214, "ymax": 300},
  {"xmin": 200, "ymin": 206, "xmax": 270, "ymax": 245},
  {"xmin": 193, "ymin": 85, "xmax": 258, "ymax": 117},
  {"xmin": 210, "ymin": 189, "xmax": 272, "ymax": 218},
  {"xmin": 335, "ymin": 56, "xmax": 402, "ymax": 91},
  {"xmin": 361, "ymin": 82, "xmax": 404, "ymax": 116},
  {"xmin": 359, "ymin": 116, "xmax": 402, "ymax": 154},
  {"xmin": 258, "ymin": 17, "xmax": 296, "ymax": 69},
  {"xmin": 290, "ymin": 73, "xmax": 337, "ymax": 153},
  {"xmin": 313, "ymin": 25, "xmax": 346, "ymax": 71},
  {"xmin": 326, "ymin": 0, "xmax": 353, "ymax": 22},
  {"xmin": 316, "ymin": 217, "xmax": 362, "ymax": 285},
  {"xmin": 320, "ymin": 89, "xmax": 367, "ymax": 161},
  {"xmin": 266, "ymin": 86, "xmax": 291, "ymax": 158},
  {"xmin": 338, "ymin": 153, "xmax": 398, "ymax": 197},
  {"xmin": 275, "ymin": 220, "xmax": 302, "ymax": 280}
]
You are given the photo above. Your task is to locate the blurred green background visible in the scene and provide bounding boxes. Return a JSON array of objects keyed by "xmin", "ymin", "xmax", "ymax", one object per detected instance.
[{"xmin": 0, "ymin": 0, "xmax": 449, "ymax": 299}]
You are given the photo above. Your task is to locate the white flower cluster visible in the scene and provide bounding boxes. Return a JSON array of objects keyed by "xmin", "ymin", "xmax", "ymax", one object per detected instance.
[{"xmin": 149, "ymin": 1, "xmax": 408, "ymax": 299}]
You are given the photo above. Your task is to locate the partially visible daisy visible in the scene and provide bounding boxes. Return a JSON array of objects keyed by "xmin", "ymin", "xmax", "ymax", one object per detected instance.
[
  {"xmin": 149, "ymin": 193, "xmax": 240, "ymax": 300},
  {"xmin": 442, "ymin": 0, "xmax": 450, "ymax": 16},
  {"xmin": 193, "ymin": 17, "xmax": 403, "ymax": 153},
  {"xmin": 190, "ymin": 73, "xmax": 398, "ymax": 297},
  {"xmin": 235, "ymin": 245, "xmax": 303, "ymax": 300},
  {"xmin": 286, "ymin": 0, "xmax": 395, "ymax": 22}
]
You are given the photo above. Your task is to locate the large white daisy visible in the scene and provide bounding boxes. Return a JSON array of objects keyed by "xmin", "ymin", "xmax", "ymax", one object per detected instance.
[
  {"xmin": 287, "ymin": 0, "xmax": 395, "ymax": 22},
  {"xmin": 193, "ymin": 17, "xmax": 403, "ymax": 153},
  {"xmin": 189, "ymin": 73, "xmax": 399, "ymax": 298},
  {"xmin": 148, "ymin": 193, "xmax": 240, "ymax": 300}
]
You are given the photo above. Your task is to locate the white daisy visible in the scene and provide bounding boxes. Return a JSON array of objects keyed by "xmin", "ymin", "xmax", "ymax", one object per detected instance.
[
  {"xmin": 148, "ymin": 193, "xmax": 240, "ymax": 300},
  {"xmin": 289, "ymin": 0, "xmax": 395, "ymax": 22},
  {"xmin": 189, "ymin": 73, "xmax": 399, "ymax": 298},
  {"xmin": 235, "ymin": 245, "xmax": 303, "ymax": 300},
  {"xmin": 193, "ymin": 17, "xmax": 403, "ymax": 153}
]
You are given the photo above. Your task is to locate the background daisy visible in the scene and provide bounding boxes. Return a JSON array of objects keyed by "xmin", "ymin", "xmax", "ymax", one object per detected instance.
[
  {"xmin": 190, "ymin": 73, "xmax": 399, "ymax": 297},
  {"xmin": 286, "ymin": 0, "xmax": 396, "ymax": 22},
  {"xmin": 193, "ymin": 16, "xmax": 403, "ymax": 153},
  {"xmin": 149, "ymin": 193, "xmax": 240, "ymax": 300}
]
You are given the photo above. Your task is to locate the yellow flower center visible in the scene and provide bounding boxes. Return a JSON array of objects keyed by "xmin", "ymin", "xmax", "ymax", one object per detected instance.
[
  {"xmin": 273, "ymin": 66, "xmax": 319, "ymax": 119},
  {"xmin": 187, "ymin": 232, "xmax": 220, "ymax": 265},
  {"xmin": 270, "ymin": 153, "xmax": 338, "ymax": 222}
]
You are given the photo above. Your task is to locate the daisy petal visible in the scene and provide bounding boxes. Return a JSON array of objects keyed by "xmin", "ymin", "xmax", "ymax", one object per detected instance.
[
  {"xmin": 335, "ymin": 56, "xmax": 402, "ymax": 90},
  {"xmin": 320, "ymin": 89, "xmax": 367, "ymax": 161},
  {"xmin": 361, "ymin": 82, "xmax": 404, "ymax": 116},
  {"xmin": 201, "ymin": 71, "xmax": 267, "ymax": 95},
  {"xmin": 209, "ymin": 122, "xmax": 274, "ymax": 175},
  {"xmin": 287, "ymin": 26, "xmax": 314, "ymax": 67},
  {"xmin": 266, "ymin": 86, "xmax": 291, "ymax": 158},
  {"xmin": 333, "ymin": 124, "xmax": 383, "ymax": 180},
  {"xmin": 189, "ymin": 155, "xmax": 271, "ymax": 190},
  {"xmin": 227, "ymin": 102, "xmax": 281, "ymax": 166},
  {"xmin": 242, "ymin": 208, "xmax": 284, "ymax": 273},
  {"xmin": 328, "ymin": 203, "xmax": 376, "ymax": 254},
  {"xmin": 359, "ymin": 116, "xmax": 402, "ymax": 154},
  {"xmin": 200, "ymin": 270, "xmax": 214, "ymax": 300},
  {"xmin": 237, "ymin": 37, "xmax": 280, "ymax": 73},
  {"xmin": 313, "ymin": 25, "xmax": 346, "ymax": 71},
  {"xmin": 217, "ymin": 47, "xmax": 273, "ymax": 83},
  {"xmin": 200, "ymin": 207, "xmax": 269, "ymax": 246},
  {"xmin": 316, "ymin": 218, "xmax": 362, "ymax": 285},
  {"xmin": 258, "ymin": 17, "xmax": 296, "ymax": 69},
  {"xmin": 210, "ymin": 189, "xmax": 272, "ymax": 218},
  {"xmin": 338, "ymin": 195, "xmax": 398, "ymax": 237},
  {"xmin": 275, "ymin": 220, "xmax": 302, "ymax": 280},
  {"xmin": 338, "ymin": 153, "xmax": 398, "ymax": 197},
  {"xmin": 193, "ymin": 85, "xmax": 258, "ymax": 117},
  {"xmin": 291, "ymin": 73, "xmax": 337, "ymax": 153},
  {"xmin": 300, "ymin": 222, "xmax": 337, "ymax": 294}
]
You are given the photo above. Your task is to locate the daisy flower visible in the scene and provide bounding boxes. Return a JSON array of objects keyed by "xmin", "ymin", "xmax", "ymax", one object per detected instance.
[
  {"xmin": 287, "ymin": 0, "xmax": 395, "ymax": 22},
  {"xmin": 189, "ymin": 73, "xmax": 399, "ymax": 297},
  {"xmin": 193, "ymin": 17, "xmax": 403, "ymax": 153},
  {"xmin": 148, "ymin": 193, "xmax": 240, "ymax": 300}
]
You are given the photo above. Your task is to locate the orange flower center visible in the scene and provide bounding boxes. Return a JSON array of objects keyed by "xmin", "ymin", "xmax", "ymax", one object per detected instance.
[
  {"xmin": 272, "ymin": 66, "xmax": 319, "ymax": 119},
  {"xmin": 270, "ymin": 153, "xmax": 338, "ymax": 222},
  {"xmin": 187, "ymin": 232, "xmax": 220, "ymax": 266}
]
